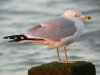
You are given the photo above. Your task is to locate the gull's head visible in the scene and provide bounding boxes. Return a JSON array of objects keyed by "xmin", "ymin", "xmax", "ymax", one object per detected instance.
[{"xmin": 63, "ymin": 10, "xmax": 91, "ymax": 21}]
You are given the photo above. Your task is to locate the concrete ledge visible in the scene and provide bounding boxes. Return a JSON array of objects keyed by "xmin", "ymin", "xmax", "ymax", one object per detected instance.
[{"xmin": 28, "ymin": 61, "xmax": 96, "ymax": 75}]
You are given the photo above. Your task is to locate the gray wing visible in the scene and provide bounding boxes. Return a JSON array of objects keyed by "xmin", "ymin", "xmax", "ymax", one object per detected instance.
[{"xmin": 25, "ymin": 16, "xmax": 77, "ymax": 41}]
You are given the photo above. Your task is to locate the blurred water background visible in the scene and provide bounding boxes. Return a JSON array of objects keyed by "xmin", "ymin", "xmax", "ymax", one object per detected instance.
[{"xmin": 0, "ymin": 0, "xmax": 100, "ymax": 75}]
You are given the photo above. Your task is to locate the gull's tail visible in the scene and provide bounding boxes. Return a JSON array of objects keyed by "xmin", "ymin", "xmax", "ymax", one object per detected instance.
[{"xmin": 3, "ymin": 34, "xmax": 44, "ymax": 42}]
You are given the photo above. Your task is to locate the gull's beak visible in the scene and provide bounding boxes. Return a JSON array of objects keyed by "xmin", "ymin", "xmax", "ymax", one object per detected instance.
[{"xmin": 80, "ymin": 15, "xmax": 92, "ymax": 21}]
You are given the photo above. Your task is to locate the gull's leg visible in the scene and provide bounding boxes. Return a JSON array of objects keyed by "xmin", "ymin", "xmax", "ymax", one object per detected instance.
[
  {"xmin": 56, "ymin": 47, "xmax": 61, "ymax": 63},
  {"xmin": 63, "ymin": 46, "xmax": 70, "ymax": 63}
]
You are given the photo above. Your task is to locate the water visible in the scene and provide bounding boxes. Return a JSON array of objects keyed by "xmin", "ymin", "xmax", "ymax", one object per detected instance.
[{"xmin": 0, "ymin": 0, "xmax": 100, "ymax": 75}]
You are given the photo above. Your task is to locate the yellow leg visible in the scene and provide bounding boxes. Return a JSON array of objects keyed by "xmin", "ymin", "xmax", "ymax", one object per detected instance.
[
  {"xmin": 56, "ymin": 47, "xmax": 61, "ymax": 63},
  {"xmin": 64, "ymin": 46, "xmax": 70, "ymax": 63}
]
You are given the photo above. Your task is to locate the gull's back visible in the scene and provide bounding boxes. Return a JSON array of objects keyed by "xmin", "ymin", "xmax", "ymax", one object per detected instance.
[{"xmin": 25, "ymin": 16, "xmax": 77, "ymax": 42}]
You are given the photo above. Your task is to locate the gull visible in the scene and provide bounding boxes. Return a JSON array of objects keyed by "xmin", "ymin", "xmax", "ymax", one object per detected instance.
[{"xmin": 3, "ymin": 10, "xmax": 91, "ymax": 63}]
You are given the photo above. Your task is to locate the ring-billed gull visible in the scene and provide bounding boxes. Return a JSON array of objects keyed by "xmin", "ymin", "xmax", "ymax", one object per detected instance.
[{"xmin": 3, "ymin": 10, "xmax": 91, "ymax": 63}]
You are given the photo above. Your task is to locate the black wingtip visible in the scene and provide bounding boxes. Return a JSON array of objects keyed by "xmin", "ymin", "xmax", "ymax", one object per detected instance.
[
  {"xmin": 3, "ymin": 34, "xmax": 45, "ymax": 42},
  {"xmin": 3, "ymin": 36, "xmax": 9, "ymax": 39}
]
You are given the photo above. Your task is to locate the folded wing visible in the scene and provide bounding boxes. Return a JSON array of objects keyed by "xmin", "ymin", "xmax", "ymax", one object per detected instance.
[{"xmin": 25, "ymin": 16, "xmax": 77, "ymax": 42}]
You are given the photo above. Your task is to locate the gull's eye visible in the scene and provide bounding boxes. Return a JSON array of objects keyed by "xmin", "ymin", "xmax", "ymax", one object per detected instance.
[{"xmin": 75, "ymin": 15, "xmax": 78, "ymax": 17}]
